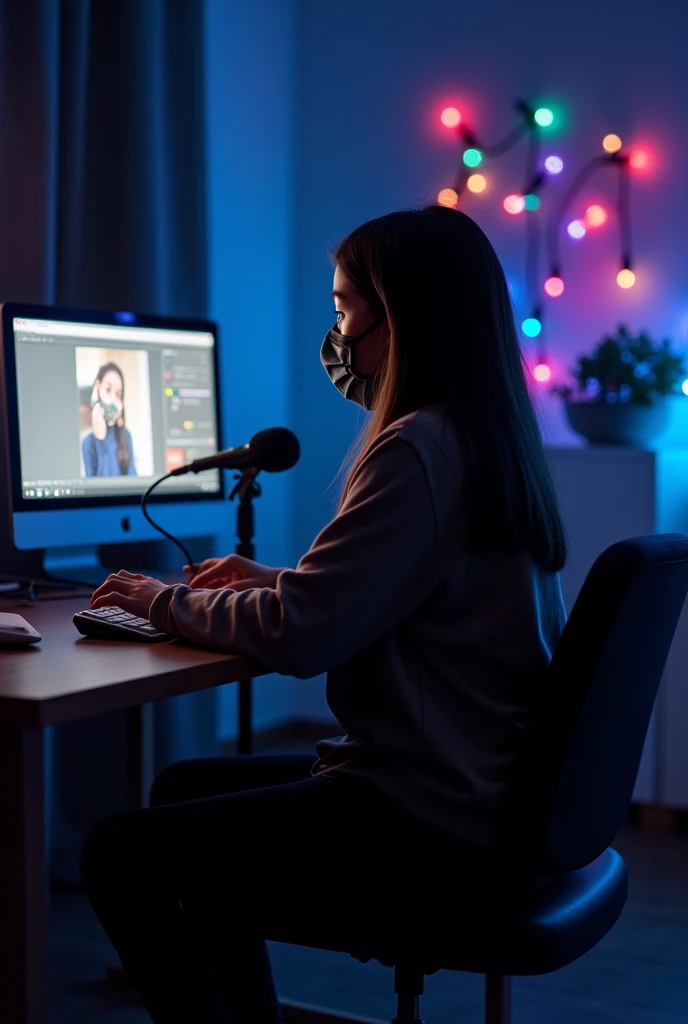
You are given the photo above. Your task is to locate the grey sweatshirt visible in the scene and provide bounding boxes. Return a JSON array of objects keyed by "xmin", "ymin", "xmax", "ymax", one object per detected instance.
[{"xmin": 150, "ymin": 408, "xmax": 567, "ymax": 845}]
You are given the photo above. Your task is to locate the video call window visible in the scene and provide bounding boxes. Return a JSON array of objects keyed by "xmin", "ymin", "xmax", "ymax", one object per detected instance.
[
  {"xmin": 76, "ymin": 347, "xmax": 154, "ymax": 478},
  {"xmin": 13, "ymin": 317, "xmax": 221, "ymax": 499}
]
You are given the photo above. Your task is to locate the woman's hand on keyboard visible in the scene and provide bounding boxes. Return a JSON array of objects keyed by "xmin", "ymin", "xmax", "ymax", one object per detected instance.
[{"xmin": 182, "ymin": 555, "xmax": 283, "ymax": 592}]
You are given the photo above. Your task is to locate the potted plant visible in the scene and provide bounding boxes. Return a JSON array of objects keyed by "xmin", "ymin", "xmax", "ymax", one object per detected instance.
[{"xmin": 551, "ymin": 325, "xmax": 686, "ymax": 446}]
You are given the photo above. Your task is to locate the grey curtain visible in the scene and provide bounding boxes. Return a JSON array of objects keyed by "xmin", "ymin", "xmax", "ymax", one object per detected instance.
[{"xmin": 0, "ymin": 0, "xmax": 221, "ymax": 884}]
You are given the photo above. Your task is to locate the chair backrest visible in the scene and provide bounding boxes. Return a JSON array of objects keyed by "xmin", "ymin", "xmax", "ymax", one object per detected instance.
[{"xmin": 506, "ymin": 533, "xmax": 688, "ymax": 874}]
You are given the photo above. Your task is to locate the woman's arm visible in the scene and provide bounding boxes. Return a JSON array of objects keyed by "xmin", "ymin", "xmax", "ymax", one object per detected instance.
[
  {"xmin": 149, "ymin": 430, "xmax": 443, "ymax": 677},
  {"xmin": 82, "ymin": 433, "xmax": 96, "ymax": 477},
  {"xmin": 125, "ymin": 429, "xmax": 136, "ymax": 475}
]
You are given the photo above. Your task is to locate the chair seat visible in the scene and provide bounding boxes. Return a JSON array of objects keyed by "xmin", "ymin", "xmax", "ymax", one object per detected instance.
[{"xmin": 264, "ymin": 848, "xmax": 627, "ymax": 978}]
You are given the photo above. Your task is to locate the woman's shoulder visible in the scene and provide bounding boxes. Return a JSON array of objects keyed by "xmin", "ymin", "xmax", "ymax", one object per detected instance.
[{"xmin": 381, "ymin": 406, "xmax": 462, "ymax": 475}]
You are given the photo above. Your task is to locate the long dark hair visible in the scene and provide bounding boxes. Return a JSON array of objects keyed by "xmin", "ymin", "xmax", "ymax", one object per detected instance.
[
  {"xmin": 334, "ymin": 204, "xmax": 567, "ymax": 573},
  {"xmin": 94, "ymin": 362, "xmax": 130, "ymax": 475}
]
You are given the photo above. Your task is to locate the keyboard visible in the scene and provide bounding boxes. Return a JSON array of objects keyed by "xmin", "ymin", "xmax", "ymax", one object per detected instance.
[{"xmin": 73, "ymin": 606, "xmax": 174, "ymax": 643}]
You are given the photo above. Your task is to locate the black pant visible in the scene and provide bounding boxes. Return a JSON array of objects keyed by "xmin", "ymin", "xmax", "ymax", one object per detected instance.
[{"xmin": 80, "ymin": 753, "xmax": 505, "ymax": 1024}]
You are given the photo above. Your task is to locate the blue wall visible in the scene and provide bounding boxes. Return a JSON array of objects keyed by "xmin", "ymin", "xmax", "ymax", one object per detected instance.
[{"xmin": 205, "ymin": 0, "xmax": 298, "ymax": 738}]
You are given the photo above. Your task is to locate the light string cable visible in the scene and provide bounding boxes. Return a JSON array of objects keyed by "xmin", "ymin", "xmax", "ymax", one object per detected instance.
[
  {"xmin": 450, "ymin": 97, "xmax": 534, "ymax": 200},
  {"xmin": 617, "ymin": 154, "xmax": 633, "ymax": 277},
  {"xmin": 545, "ymin": 153, "xmax": 611, "ymax": 280},
  {"xmin": 523, "ymin": 115, "xmax": 545, "ymax": 362}
]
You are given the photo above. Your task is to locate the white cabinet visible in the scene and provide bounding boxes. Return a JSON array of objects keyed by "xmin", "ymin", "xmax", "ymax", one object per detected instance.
[{"xmin": 546, "ymin": 446, "xmax": 688, "ymax": 806}]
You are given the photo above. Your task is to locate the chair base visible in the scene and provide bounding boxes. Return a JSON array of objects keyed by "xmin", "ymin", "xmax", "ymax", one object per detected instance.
[{"xmin": 279, "ymin": 974, "xmax": 510, "ymax": 1024}]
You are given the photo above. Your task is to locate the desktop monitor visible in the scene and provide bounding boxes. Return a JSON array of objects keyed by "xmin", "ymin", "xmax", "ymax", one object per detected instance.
[{"xmin": 0, "ymin": 302, "xmax": 226, "ymax": 581}]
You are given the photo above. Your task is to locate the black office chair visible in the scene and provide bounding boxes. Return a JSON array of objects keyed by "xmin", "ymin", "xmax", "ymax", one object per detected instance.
[{"xmin": 267, "ymin": 533, "xmax": 688, "ymax": 1024}]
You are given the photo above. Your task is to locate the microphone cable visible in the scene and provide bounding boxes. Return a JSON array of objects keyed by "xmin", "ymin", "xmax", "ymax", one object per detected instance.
[{"xmin": 141, "ymin": 472, "xmax": 198, "ymax": 577}]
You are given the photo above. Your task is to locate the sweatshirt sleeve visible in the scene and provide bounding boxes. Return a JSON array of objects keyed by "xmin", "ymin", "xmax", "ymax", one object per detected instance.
[{"xmin": 149, "ymin": 429, "xmax": 443, "ymax": 678}]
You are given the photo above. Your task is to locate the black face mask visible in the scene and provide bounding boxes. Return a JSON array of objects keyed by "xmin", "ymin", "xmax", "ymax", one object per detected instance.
[{"xmin": 320, "ymin": 317, "xmax": 385, "ymax": 411}]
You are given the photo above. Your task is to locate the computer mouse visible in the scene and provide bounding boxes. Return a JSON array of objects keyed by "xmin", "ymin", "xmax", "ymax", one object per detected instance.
[{"xmin": 0, "ymin": 612, "xmax": 42, "ymax": 646}]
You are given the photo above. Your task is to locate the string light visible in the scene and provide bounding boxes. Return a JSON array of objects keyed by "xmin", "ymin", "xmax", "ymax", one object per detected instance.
[
  {"xmin": 617, "ymin": 268, "xmax": 636, "ymax": 289},
  {"xmin": 437, "ymin": 188, "xmax": 459, "ymax": 208},
  {"xmin": 441, "ymin": 107, "xmax": 461, "ymax": 128},
  {"xmin": 567, "ymin": 219, "xmax": 586, "ymax": 239},
  {"xmin": 466, "ymin": 173, "xmax": 487, "ymax": 193},
  {"xmin": 544, "ymin": 276, "xmax": 565, "ymax": 297},
  {"xmin": 629, "ymin": 149, "xmax": 649, "ymax": 170},
  {"xmin": 503, "ymin": 194, "xmax": 525, "ymax": 215},
  {"xmin": 522, "ymin": 317, "xmax": 542, "ymax": 337},
  {"xmin": 463, "ymin": 148, "xmax": 483, "ymax": 167},
  {"xmin": 544, "ymin": 155, "xmax": 564, "ymax": 174},
  {"xmin": 584, "ymin": 205, "xmax": 607, "ymax": 228},
  {"xmin": 603, "ymin": 134, "xmax": 623, "ymax": 153},
  {"xmin": 534, "ymin": 108, "xmax": 554, "ymax": 127},
  {"xmin": 682, "ymin": 380, "xmax": 688, "ymax": 397},
  {"xmin": 431, "ymin": 95, "xmax": 648, "ymax": 378}
]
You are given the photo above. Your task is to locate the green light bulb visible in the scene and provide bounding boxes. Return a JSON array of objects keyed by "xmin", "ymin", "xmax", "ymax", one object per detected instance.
[
  {"xmin": 522, "ymin": 318, "xmax": 542, "ymax": 338},
  {"xmin": 534, "ymin": 108, "xmax": 554, "ymax": 127},
  {"xmin": 523, "ymin": 194, "xmax": 541, "ymax": 211},
  {"xmin": 462, "ymin": 148, "xmax": 483, "ymax": 168}
]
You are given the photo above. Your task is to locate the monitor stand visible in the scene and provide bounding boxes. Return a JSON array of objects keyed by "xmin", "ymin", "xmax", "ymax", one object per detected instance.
[{"xmin": 43, "ymin": 546, "xmax": 108, "ymax": 587}]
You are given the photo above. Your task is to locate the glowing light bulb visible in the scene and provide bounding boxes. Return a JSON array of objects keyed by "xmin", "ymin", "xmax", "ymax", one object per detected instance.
[
  {"xmin": 463, "ymin": 148, "xmax": 483, "ymax": 167},
  {"xmin": 522, "ymin": 318, "xmax": 542, "ymax": 338},
  {"xmin": 603, "ymin": 134, "xmax": 623, "ymax": 153},
  {"xmin": 617, "ymin": 268, "xmax": 636, "ymax": 289},
  {"xmin": 585, "ymin": 205, "xmax": 607, "ymax": 228},
  {"xmin": 466, "ymin": 173, "xmax": 487, "ymax": 193},
  {"xmin": 533, "ymin": 363, "xmax": 552, "ymax": 382},
  {"xmin": 544, "ymin": 276, "xmax": 565, "ymax": 298},
  {"xmin": 544, "ymin": 155, "xmax": 564, "ymax": 174},
  {"xmin": 567, "ymin": 219, "xmax": 586, "ymax": 240},
  {"xmin": 523, "ymin": 194, "xmax": 541, "ymax": 211},
  {"xmin": 682, "ymin": 379, "xmax": 688, "ymax": 397},
  {"xmin": 629, "ymin": 149, "xmax": 649, "ymax": 170},
  {"xmin": 437, "ymin": 188, "xmax": 459, "ymax": 208},
  {"xmin": 534, "ymin": 108, "xmax": 554, "ymax": 127},
  {"xmin": 503, "ymin": 194, "xmax": 525, "ymax": 215},
  {"xmin": 441, "ymin": 107, "xmax": 461, "ymax": 128}
]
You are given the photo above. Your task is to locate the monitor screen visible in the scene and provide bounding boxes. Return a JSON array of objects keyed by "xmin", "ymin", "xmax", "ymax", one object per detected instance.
[{"xmin": 2, "ymin": 305, "xmax": 223, "ymax": 509}]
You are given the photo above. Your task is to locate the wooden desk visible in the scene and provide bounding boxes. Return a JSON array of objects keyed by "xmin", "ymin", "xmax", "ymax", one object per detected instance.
[{"xmin": 0, "ymin": 593, "xmax": 254, "ymax": 1024}]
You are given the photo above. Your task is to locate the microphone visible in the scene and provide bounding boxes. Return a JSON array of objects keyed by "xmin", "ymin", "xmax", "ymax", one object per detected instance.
[{"xmin": 169, "ymin": 427, "xmax": 300, "ymax": 476}]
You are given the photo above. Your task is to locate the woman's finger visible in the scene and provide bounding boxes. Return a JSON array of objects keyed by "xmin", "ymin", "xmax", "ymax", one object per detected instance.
[
  {"xmin": 91, "ymin": 573, "xmax": 132, "ymax": 603},
  {"xmin": 90, "ymin": 590, "xmax": 133, "ymax": 612}
]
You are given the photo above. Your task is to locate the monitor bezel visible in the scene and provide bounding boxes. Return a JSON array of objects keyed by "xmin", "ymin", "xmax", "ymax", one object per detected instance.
[{"xmin": 2, "ymin": 301, "xmax": 226, "ymax": 513}]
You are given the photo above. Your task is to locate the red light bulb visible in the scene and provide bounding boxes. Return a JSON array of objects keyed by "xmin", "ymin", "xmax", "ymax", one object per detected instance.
[
  {"xmin": 441, "ymin": 107, "xmax": 461, "ymax": 128},
  {"xmin": 503, "ymin": 194, "xmax": 525, "ymax": 215},
  {"xmin": 629, "ymin": 149, "xmax": 649, "ymax": 170},
  {"xmin": 585, "ymin": 205, "xmax": 607, "ymax": 228},
  {"xmin": 533, "ymin": 363, "xmax": 552, "ymax": 383},
  {"xmin": 544, "ymin": 276, "xmax": 565, "ymax": 298}
]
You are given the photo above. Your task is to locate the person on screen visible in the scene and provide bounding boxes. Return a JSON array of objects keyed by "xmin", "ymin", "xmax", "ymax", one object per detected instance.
[
  {"xmin": 81, "ymin": 205, "xmax": 569, "ymax": 1022},
  {"xmin": 81, "ymin": 362, "xmax": 136, "ymax": 476}
]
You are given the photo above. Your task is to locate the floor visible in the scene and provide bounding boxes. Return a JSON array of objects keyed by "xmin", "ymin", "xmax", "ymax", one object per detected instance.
[{"xmin": 47, "ymin": 747, "xmax": 688, "ymax": 1023}]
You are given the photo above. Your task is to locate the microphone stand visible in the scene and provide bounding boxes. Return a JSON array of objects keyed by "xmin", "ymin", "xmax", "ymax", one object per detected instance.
[{"xmin": 229, "ymin": 467, "xmax": 262, "ymax": 754}]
